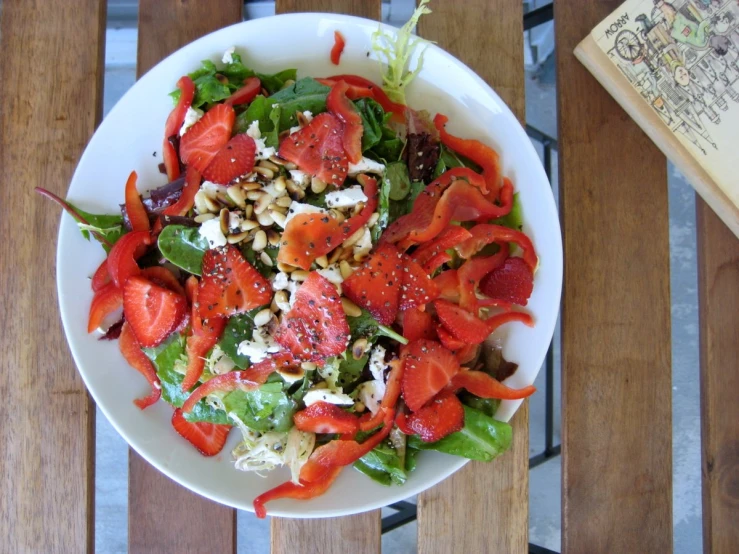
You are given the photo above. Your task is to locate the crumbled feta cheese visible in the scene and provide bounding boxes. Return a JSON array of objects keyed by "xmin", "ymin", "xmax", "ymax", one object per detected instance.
[
  {"xmin": 246, "ymin": 120, "xmax": 276, "ymax": 160},
  {"xmin": 289, "ymin": 169, "xmax": 310, "ymax": 186},
  {"xmin": 317, "ymin": 263, "xmax": 344, "ymax": 286},
  {"xmin": 302, "ymin": 111, "xmax": 313, "ymax": 122},
  {"xmin": 347, "ymin": 157, "xmax": 385, "ymax": 176},
  {"xmin": 356, "ymin": 380, "xmax": 386, "ymax": 415},
  {"xmin": 179, "ymin": 106, "xmax": 203, "ymax": 136},
  {"xmin": 353, "ymin": 227, "xmax": 373, "ymax": 259},
  {"xmin": 272, "ymin": 271, "xmax": 290, "ymax": 291},
  {"xmin": 368, "ymin": 345, "xmax": 388, "ymax": 382},
  {"xmin": 276, "ymin": 368, "xmax": 304, "ymax": 385},
  {"xmin": 261, "ymin": 182, "xmax": 284, "ymax": 198},
  {"xmin": 222, "ymin": 46, "xmax": 236, "ymax": 64},
  {"xmin": 303, "ymin": 389, "xmax": 355, "ymax": 407},
  {"xmin": 200, "ymin": 180, "xmax": 221, "ymax": 195},
  {"xmin": 317, "ymin": 358, "xmax": 342, "ymax": 390},
  {"xmin": 282, "ymin": 201, "xmax": 327, "ymax": 228},
  {"xmin": 237, "ymin": 322, "xmax": 280, "ymax": 363},
  {"xmin": 325, "ymin": 185, "xmax": 368, "ymax": 208},
  {"xmin": 228, "ymin": 211, "xmax": 244, "ymax": 232},
  {"xmin": 289, "ymin": 125, "xmax": 301, "ymax": 135},
  {"xmin": 198, "ymin": 218, "xmax": 227, "ymax": 248}
]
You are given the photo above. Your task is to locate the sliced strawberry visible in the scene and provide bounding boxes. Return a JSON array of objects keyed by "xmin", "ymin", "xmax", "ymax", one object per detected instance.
[
  {"xmin": 410, "ymin": 225, "xmax": 472, "ymax": 267},
  {"xmin": 399, "ymin": 254, "xmax": 439, "ymax": 311},
  {"xmin": 119, "ymin": 321, "xmax": 162, "ymax": 409},
  {"xmin": 197, "ymin": 245, "xmax": 272, "ymax": 320},
  {"xmin": 278, "ymin": 112, "xmax": 348, "ymax": 187},
  {"xmin": 277, "ymin": 212, "xmax": 343, "ymax": 271},
  {"xmin": 342, "ymin": 243, "xmax": 403, "ymax": 325},
  {"xmin": 455, "ymin": 344, "xmax": 480, "ymax": 365},
  {"xmin": 479, "ymin": 256, "xmax": 534, "ymax": 306},
  {"xmin": 88, "ymin": 282, "xmax": 123, "ymax": 333},
  {"xmin": 202, "ymin": 133, "xmax": 256, "ymax": 185},
  {"xmin": 402, "ymin": 390, "xmax": 464, "ymax": 442},
  {"xmin": 274, "ymin": 272, "xmax": 350, "ymax": 362},
  {"xmin": 182, "ymin": 320, "xmax": 226, "ymax": 391},
  {"xmin": 140, "ymin": 266, "xmax": 185, "ymax": 296},
  {"xmin": 171, "ymin": 408, "xmax": 231, "ymax": 456},
  {"xmin": 400, "ymin": 307, "xmax": 436, "ymax": 342},
  {"xmin": 433, "ymin": 269, "xmax": 461, "ymax": 303},
  {"xmin": 401, "ymin": 339, "xmax": 460, "ymax": 412},
  {"xmin": 122, "ymin": 276, "xmax": 187, "ymax": 347},
  {"xmin": 179, "ymin": 103, "xmax": 235, "ymax": 172},
  {"xmin": 436, "ymin": 325, "xmax": 465, "ymax": 351},
  {"xmin": 294, "ymin": 401, "xmax": 359, "ymax": 434},
  {"xmin": 435, "ymin": 298, "xmax": 534, "ymax": 345}
]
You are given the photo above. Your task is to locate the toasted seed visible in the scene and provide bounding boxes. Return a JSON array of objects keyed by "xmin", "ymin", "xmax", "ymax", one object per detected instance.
[
  {"xmin": 328, "ymin": 208, "xmax": 345, "ymax": 223},
  {"xmin": 274, "ymin": 290, "xmax": 290, "ymax": 312},
  {"xmin": 342, "ymin": 227, "xmax": 365, "ymax": 248},
  {"xmin": 315, "ymin": 255, "xmax": 329, "ymax": 269},
  {"xmin": 310, "ymin": 176, "xmax": 327, "ymax": 194},
  {"xmin": 289, "ymin": 188, "xmax": 306, "ymax": 201},
  {"xmin": 328, "ymin": 247, "xmax": 344, "ymax": 265},
  {"xmin": 273, "ymin": 176, "xmax": 287, "ymax": 194},
  {"xmin": 339, "ymin": 248, "xmax": 354, "ymax": 261},
  {"xmin": 243, "ymin": 181, "xmax": 262, "ymax": 192},
  {"xmin": 341, "ymin": 297, "xmax": 362, "ymax": 318},
  {"xmin": 313, "ymin": 381, "xmax": 328, "ymax": 389},
  {"xmin": 291, "ymin": 270, "xmax": 309, "ymax": 282},
  {"xmin": 286, "ymin": 179, "xmax": 301, "ymax": 194},
  {"xmin": 268, "ymin": 154, "xmax": 288, "ymax": 166},
  {"xmin": 354, "ymin": 252, "xmax": 371, "ymax": 263},
  {"xmin": 256, "ymin": 210, "xmax": 274, "ymax": 227},
  {"xmin": 219, "ymin": 208, "xmax": 230, "ymax": 235},
  {"xmin": 204, "ymin": 195, "xmax": 221, "ymax": 213},
  {"xmin": 240, "ymin": 219, "xmax": 260, "ymax": 232},
  {"xmin": 277, "ymin": 262, "xmax": 295, "ymax": 273},
  {"xmin": 275, "ymin": 195, "xmax": 292, "ymax": 208},
  {"xmin": 266, "ymin": 229, "xmax": 280, "ymax": 247},
  {"xmin": 227, "ymin": 231, "xmax": 250, "ymax": 244},
  {"xmin": 300, "ymin": 361, "xmax": 317, "ymax": 371},
  {"xmin": 353, "ymin": 401, "xmax": 366, "ymax": 413},
  {"xmin": 253, "ymin": 166, "xmax": 274, "ymax": 180},
  {"xmin": 253, "ymin": 308, "xmax": 272, "ymax": 328},
  {"xmin": 194, "ymin": 213, "xmax": 216, "ymax": 223},
  {"xmin": 194, "ymin": 191, "xmax": 209, "ymax": 214},
  {"xmin": 227, "ymin": 185, "xmax": 247, "ymax": 208},
  {"xmin": 217, "ymin": 192, "xmax": 236, "ymax": 208},
  {"xmin": 254, "ymin": 193, "xmax": 274, "ymax": 215},
  {"xmin": 244, "ymin": 204, "xmax": 254, "ymax": 219},
  {"xmin": 252, "ymin": 230, "xmax": 267, "ymax": 251},
  {"xmin": 269, "ymin": 209, "xmax": 287, "ymax": 227},
  {"xmin": 339, "ymin": 260, "xmax": 354, "ymax": 280},
  {"xmin": 352, "ymin": 338, "xmax": 369, "ymax": 360},
  {"xmin": 351, "ymin": 201, "xmax": 366, "ymax": 216},
  {"xmin": 259, "ymin": 251, "xmax": 273, "ymax": 267},
  {"xmin": 268, "ymin": 203, "xmax": 288, "ymax": 215},
  {"xmin": 367, "ymin": 212, "xmax": 380, "ymax": 227},
  {"xmin": 246, "ymin": 190, "xmax": 263, "ymax": 201},
  {"xmin": 258, "ymin": 159, "xmax": 280, "ymax": 172}
]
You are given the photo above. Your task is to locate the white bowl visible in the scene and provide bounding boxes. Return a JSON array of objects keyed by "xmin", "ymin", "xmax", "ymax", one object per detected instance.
[{"xmin": 58, "ymin": 13, "xmax": 562, "ymax": 517}]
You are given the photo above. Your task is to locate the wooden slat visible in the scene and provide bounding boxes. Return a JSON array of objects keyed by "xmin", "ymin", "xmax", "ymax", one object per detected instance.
[
  {"xmin": 128, "ymin": 2, "xmax": 242, "ymax": 553},
  {"xmin": 276, "ymin": 0, "xmax": 380, "ymax": 19},
  {"xmin": 270, "ymin": 0, "xmax": 382, "ymax": 550},
  {"xmin": 0, "ymin": 0, "xmax": 106, "ymax": 552},
  {"xmin": 555, "ymin": 1, "xmax": 673, "ymax": 552},
  {"xmin": 416, "ymin": 2, "xmax": 528, "ymax": 552},
  {"xmin": 697, "ymin": 203, "xmax": 739, "ymax": 553}
]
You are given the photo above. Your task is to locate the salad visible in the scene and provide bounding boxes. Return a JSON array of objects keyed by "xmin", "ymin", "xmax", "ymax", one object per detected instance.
[{"xmin": 43, "ymin": 1, "xmax": 538, "ymax": 517}]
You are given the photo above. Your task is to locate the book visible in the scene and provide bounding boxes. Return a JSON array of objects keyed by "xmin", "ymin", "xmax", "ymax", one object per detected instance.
[{"xmin": 575, "ymin": 0, "xmax": 739, "ymax": 238}]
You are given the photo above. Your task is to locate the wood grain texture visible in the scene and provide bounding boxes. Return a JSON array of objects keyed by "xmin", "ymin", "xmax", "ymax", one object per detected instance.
[
  {"xmin": 697, "ymin": 203, "xmax": 739, "ymax": 554},
  {"xmin": 0, "ymin": 0, "xmax": 105, "ymax": 552},
  {"xmin": 555, "ymin": 1, "xmax": 673, "ymax": 552},
  {"xmin": 270, "ymin": 0, "xmax": 382, "ymax": 550},
  {"xmin": 417, "ymin": 2, "xmax": 528, "ymax": 552},
  {"xmin": 128, "ymin": 2, "xmax": 242, "ymax": 553},
  {"xmin": 276, "ymin": 0, "xmax": 380, "ymax": 19}
]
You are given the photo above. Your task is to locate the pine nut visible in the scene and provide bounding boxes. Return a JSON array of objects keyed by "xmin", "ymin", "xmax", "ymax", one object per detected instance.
[
  {"xmin": 276, "ymin": 262, "xmax": 295, "ymax": 273},
  {"xmin": 276, "ymin": 195, "xmax": 292, "ymax": 208},
  {"xmin": 217, "ymin": 192, "xmax": 236, "ymax": 208},
  {"xmin": 274, "ymin": 176, "xmax": 287, "ymax": 193},
  {"xmin": 296, "ymin": 111, "xmax": 311, "ymax": 127},
  {"xmin": 311, "ymin": 176, "xmax": 327, "ymax": 194},
  {"xmin": 267, "ymin": 203, "xmax": 287, "ymax": 215},
  {"xmin": 253, "ymin": 308, "xmax": 272, "ymax": 328},
  {"xmin": 352, "ymin": 338, "xmax": 369, "ymax": 360},
  {"xmin": 266, "ymin": 229, "xmax": 280, "ymax": 247},
  {"xmin": 351, "ymin": 202, "xmax": 366, "ymax": 216},
  {"xmin": 339, "ymin": 260, "xmax": 354, "ymax": 280},
  {"xmin": 227, "ymin": 185, "xmax": 247, "ymax": 208},
  {"xmin": 274, "ymin": 290, "xmax": 290, "ymax": 312},
  {"xmin": 240, "ymin": 219, "xmax": 260, "ymax": 232},
  {"xmin": 291, "ymin": 270, "xmax": 309, "ymax": 282},
  {"xmin": 367, "ymin": 212, "xmax": 380, "ymax": 227},
  {"xmin": 328, "ymin": 208, "xmax": 345, "ymax": 223},
  {"xmin": 243, "ymin": 181, "xmax": 262, "ymax": 191},
  {"xmin": 328, "ymin": 247, "xmax": 344, "ymax": 265},
  {"xmin": 227, "ymin": 231, "xmax": 250, "ymax": 244},
  {"xmin": 354, "ymin": 252, "xmax": 370, "ymax": 263},
  {"xmin": 246, "ymin": 190, "xmax": 263, "ymax": 201},
  {"xmin": 254, "ymin": 194, "xmax": 273, "ymax": 215},
  {"xmin": 315, "ymin": 255, "xmax": 329, "ymax": 269},
  {"xmin": 253, "ymin": 166, "xmax": 274, "ymax": 179},
  {"xmin": 341, "ymin": 297, "xmax": 362, "ymax": 318},
  {"xmin": 269, "ymin": 209, "xmax": 287, "ymax": 228},
  {"xmin": 300, "ymin": 361, "xmax": 317, "ymax": 371},
  {"xmin": 219, "ymin": 208, "xmax": 230, "ymax": 235},
  {"xmin": 258, "ymin": 159, "xmax": 280, "ymax": 172},
  {"xmin": 289, "ymin": 188, "xmax": 306, "ymax": 201},
  {"xmin": 268, "ymin": 154, "xmax": 288, "ymax": 166},
  {"xmin": 252, "ymin": 230, "xmax": 267, "ymax": 251},
  {"xmin": 353, "ymin": 401, "xmax": 366, "ymax": 413},
  {"xmin": 342, "ymin": 227, "xmax": 365, "ymax": 248},
  {"xmin": 259, "ymin": 251, "xmax": 273, "ymax": 267},
  {"xmin": 256, "ymin": 210, "xmax": 274, "ymax": 227},
  {"xmin": 204, "ymin": 195, "xmax": 221, "ymax": 213},
  {"xmin": 194, "ymin": 191, "xmax": 209, "ymax": 214},
  {"xmin": 194, "ymin": 213, "xmax": 215, "ymax": 223},
  {"xmin": 244, "ymin": 205, "xmax": 254, "ymax": 219}
]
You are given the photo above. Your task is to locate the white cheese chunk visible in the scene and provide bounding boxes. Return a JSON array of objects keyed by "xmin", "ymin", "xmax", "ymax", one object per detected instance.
[
  {"xmin": 368, "ymin": 345, "xmax": 388, "ymax": 382},
  {"xmin": 356, "ymin": 380, "xmax": 386, "ymax": 415},
  {"xmin": 198, "ymin": 218, "xmax": 227, "ymax": 248},
  {"xmin": 222, "ymin": 46, "xmax": 236, "ymax": 64},
  {"xmin": 325, "ymin": 185, "xmax": 368, "ymax": 209},
  {"xmin": 317, "ymin": 263, "xmax": 344, "ymax": 286},
  {"xmin": 246, "ymin": 120, "xmax": 276, "ymax": 160},
  {"xmin": 282, "ymin": 201, "xmax": 327, "ymax": 228},
  {"xmin": 289, "ymin": 169, "xmax": 310, "ymax": 187},
  {"xmin": 303, "ymin": 389, "xmax": 355, "ymax": 407},
  {"xmin": 179, "ymin": 107, "xmax": 204, "ymax": 136},
  {"xmin": 353, "ymin": 227, "xmax": 373, "ymax": 259},
  {"xmin": 347, "ymin": 157, "xmax": 385, "ymax": 177}
]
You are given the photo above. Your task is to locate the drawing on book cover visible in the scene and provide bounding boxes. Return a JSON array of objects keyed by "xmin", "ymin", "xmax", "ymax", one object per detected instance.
[{"xmin": 594, "ymin": 0, "xmax": 739, "ymax": 161}]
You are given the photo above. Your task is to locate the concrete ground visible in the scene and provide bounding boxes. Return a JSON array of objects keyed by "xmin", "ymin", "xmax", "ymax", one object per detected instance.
[{"xmin": 95, "ymin": 4, "xmax": 703, "ymax": 552}]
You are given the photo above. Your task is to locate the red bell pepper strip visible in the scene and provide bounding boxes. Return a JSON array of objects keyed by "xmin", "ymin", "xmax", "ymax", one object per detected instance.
[
  {"xmin": 433, "ymin": 269, "xmax": 461, "ymax": 303},
  {"xmin": 87, "ymin": 282, "xmax": 123, "ymax": 333},
  {"xmin": 315, "ymin": 78, "xmax": 373, "ymax": 100},
  {"xmin": 124, "ymin": 171, "xmax": 150, "ymax": 232},
  {"xmin": 448, "ymin": 369, "xmax": 536, "ymax": 400},
  {"xmin": 340, "ymin": 174, "xmax": 378, "ymax": 238},
  {"xmin": 224, "ymin": 76, "xmax": 262, "ymax": 106},
  {"xmin": 357, "ymin": 358, "xmax": 404, "ymax": 433},
  {"xmin": 327, "ymin": 80, "xmax": 363, "ymax": 164},
  {"xmin": 253, "ymin": 466, "xmax": 342, "ymax": 519},
  {"xmin": 330, "ymin": 31, "xmax": 346, "ymax": 65},
  {"xmin": 456, "ymin": 243, "xmax": 509, "ymax": 311},
  {"xmin": 433, "ymin": 113, "xmax": 503, "ymax": 199},
  {"xmin": 327, "ymin": 74, "xmax": 406, "ymax": 118},
  {"xmin": 154, "ymin": 168, "xmax": 202, "ymax": 237},
  {"xmin": 410, "ymin": 225, "xmax": 472, "ymax": 268},
  {"xmin": 163, "ymin": 76, "xmax": 195, "ymax": 182},
  {"xmin": 454, "ymin": 224, "xmax": 537, "ymax": 271},
  {"xmin": 455, "ymin": 344, "xmax": 480, "ymax": 365},
  {"xmin": 423, "ymin": 252, "xmax": 451, "ymax": 274},
  {"xmin": 106, "ymin": 230, "xmax": 152, "ymax": 289},
  {"xmin": 118, "ymin": 321, "xmax": 162, "ymax": 409},
  {"xmin": 91, "ymin": 258, "xmax": 112, "ymax": 292}
]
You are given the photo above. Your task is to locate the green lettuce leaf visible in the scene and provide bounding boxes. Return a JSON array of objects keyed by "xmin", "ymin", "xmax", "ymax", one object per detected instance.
[
  {"xmin": 216, "ymin": 312, "xmax": 255, "ymax": 370},
  {"xmin": 70, "ymin": 204, "xmax": 126, "ymax": 253},
  {"xmin": 490, "ymin": 192, "xmax": 523, "ymax": 230},
  {"xmin": 354, "ymin": 441, "xmax": 407, "ymax": 486},
  {"xmin": 258, "ymin": 68, "xmax": 297, "ymax": 95},
  {"xmin": 354, "ymin": 98, "xmax": 385, "ymax": 152},
  {"xmin": 268, "ymin": 77, "xmax": 331, "ymax": 131},
  {"xmin": 157, "ymin": 224, "xmax": 209, "ymax": 276},
  {"xmin": 222, "ymin": 381, "xmax": 297, "ymax": 432}
]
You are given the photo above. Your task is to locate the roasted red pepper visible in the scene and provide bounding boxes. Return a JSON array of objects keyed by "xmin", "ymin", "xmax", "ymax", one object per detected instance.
[
  {"xmin": 316, "ymin": 78, "xmax": 373, "ymax": 100},
  {"xmin": 87, "ymin": 282, "xmax": 123, "ymax": 333},
  {"xmin": 410, "ymin": 225, "xmax": 472, "ymax": 268},
  {"xmin": 357, "ymin": 358, "xmax": 404, "ymax": 433},
  {"xmin": 330, "ymin": 31, "xmax": 346, "ymax": 65},
  {"xmin": 224, "ymin": 76, "xmax": 261, "ymax": 106},
  {"xmin": 118, "ymin": 321, "xmax": 162, "ymax": 409},
  {"xmin": 124, "ymin": 171, "xmax": 149, "ymax": 232},
  {"xmin": 327, "ymin": 74, "xmax": 406, "ymax": 118},
  {"xmin": 106, "ymin": 230, "xmax": 152, "ymax": 289},
  {"xmin": 455, "ymin": 224, "xmax": 537, "ymax": 271},
  {"xmin": 253, "ymin": 466, "xmax": 342, "ymax": 519},
  {"xmin": 161, "ymin": 167, "xmax": 201, "ymax": 219},
  {"xmin": 456, "ymin": 243, "xmax": 509, "ymax": 311},
  {"xmin": 448, "ymin": 369, "xmax": 536, "ymax": 400},
  {"xmin": 163, "ymin": 76, "xmax": 195, "ymax": 182},
  {"xmin": 327, "ymin": 80, "xmax": 363, "ymax": 164},
  {"xmin": 91, "ymin": 258, "xmax": 112, "ymax": 292}
]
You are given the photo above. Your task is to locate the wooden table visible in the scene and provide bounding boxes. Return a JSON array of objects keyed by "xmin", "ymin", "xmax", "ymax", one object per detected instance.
[{"xmin": 1, "ymin": 0, "xmax": 737, "ymax": 552}]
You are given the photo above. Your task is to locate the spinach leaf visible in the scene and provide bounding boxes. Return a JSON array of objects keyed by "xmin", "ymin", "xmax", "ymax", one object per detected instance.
[
  {"xmin": 354, "ymin": 98, "xmax": 385, "ymax": 152},
  {"xmin": 171, "ymin": 56, "xmax": 256, "ymax": 109},
  {"xmin": 490, "ymin": 192, "xmax": 523, "ymax": 230},
  {"xmin": 235, "ymin": 94, "xmax": 270, "ymax": 134},
  {"xmin": 258, "ymin": 68, "xmax": 297, "ymax": 95},
  {"xmin": 337, "ymin": 353, "xmax": 368, "ymax": 389},
  {"xmin": 354, "ymin": 441, "xmax": 407, "ymax": 486},
  {"xmin": 71, "ymin": 204, "xmax": 126, "ymax": 253},
  {"xmin": 222, "ymin": 381, "xmax": 297, "ymax": 432},
  {"xmin": 384, "ymin": 162, "xmax": 411, "ymax": 201},
  {"xmin": 371, "ymin": 137, "xmax": 404, "ymax": 163},
  {"xmin": 407, "ymin": 406, "xmax": 512, "ymax": 462},
  {"xmin": 433, "ymin": 144, "xmax": 482, "ymax": 176},
  {"xmin": 220, "ymin": 53, "xmax": 256, "ymax": 83},
  {"xmin": 142, "ymin": 335, "xmax": 229, "ymax": 425},
  {"xmin": 347, "ymin": 310, "xmax": 407, "ymax": 345},
  {"xmin": 265, "ymin": 104, "xmax": 282, "ymax": 149},
  {"xmin": 371, "ymin": 168, "xmax": 391, "ymax": 243},
  {"xmin": 217, "ymin": 313, "xmax": 255, "ymax": 369},
  {"xmin": 268, "ymin": 78, "xmax": 330, "ymax": 131},
  {"xmin": 157, "ymin": 224, "xmax": 209, "ymax": 275}
]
